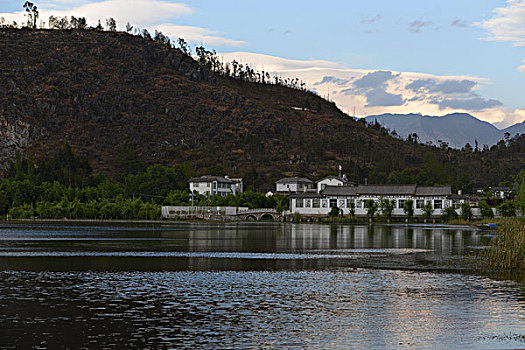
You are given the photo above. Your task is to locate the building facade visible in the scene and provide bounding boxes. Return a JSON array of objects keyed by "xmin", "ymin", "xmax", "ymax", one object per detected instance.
[
  {"xmin": 189, "ymin": 176, "xmax": 243, "ymax": 196},
  {"xmin": 275, "ymin": 177, "xmax": 315, "ymax": 193},
  {"xmin": 316, "ymin": 175, "xmax": 347, "ymax": 192},
  {"xmin": 289, "ymin": 184, "xmax": 452, "ymax": 217}
]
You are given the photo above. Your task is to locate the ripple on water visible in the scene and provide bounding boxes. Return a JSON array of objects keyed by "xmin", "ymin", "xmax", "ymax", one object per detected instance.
[{"xmin": 0, "ymin": 269, "xmax": 524, "ymax": 349}]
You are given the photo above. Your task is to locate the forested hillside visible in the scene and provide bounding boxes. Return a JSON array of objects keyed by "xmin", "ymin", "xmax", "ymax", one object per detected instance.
[{"xmin": 0, "ymin": 28, "xmax": 523, "ymax": 190}]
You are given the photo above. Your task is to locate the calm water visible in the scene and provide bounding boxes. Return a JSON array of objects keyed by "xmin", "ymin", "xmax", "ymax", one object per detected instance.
[{"xmin": 0, "ymin": 222, "xmax": 524, "ymax": 349}]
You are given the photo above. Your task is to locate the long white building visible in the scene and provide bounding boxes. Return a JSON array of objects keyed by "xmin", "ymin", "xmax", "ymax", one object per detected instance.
[{"xmin": 289, "ymin": 184, "xmax": 452, "ymax": 217}]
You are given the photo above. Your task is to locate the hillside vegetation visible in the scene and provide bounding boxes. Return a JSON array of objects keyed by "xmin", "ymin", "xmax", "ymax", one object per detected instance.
[{"xmin": 0, "ymin": 28, "xmax": 524, "ymax": 189}]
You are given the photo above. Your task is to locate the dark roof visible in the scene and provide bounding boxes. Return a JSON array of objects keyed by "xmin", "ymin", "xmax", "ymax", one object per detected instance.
[
  {"xmin": 188, "ymin": 175, "xmax": 241, "ymax": 184},
  {"xmin": 316, "ymin": 175, "xmax": 346, "ymax": 183},
  {"xmin": 288, "ymin": 193, "xmax": 323, "ymax": 198},
  {"xmin": 357, "ymin": 184, "xmax": 417, "ymax": 195},
  {"xmin": 321, "ymin": 186, "xmax": 358, "ymax": 196},
  {"xmin": 320, "ymin": 184, "xmax": 451, "ymax": 196},
  {"xmin": 415, "ymin": 186, "xmax": 451, "ymax": 196},
  {"xmin": 491, "ymin": 186, "xmax": 514, "ymax": 191},
  {"xmin": 276, "ymin": 177, "xmax": 314, "ymax": 184}
]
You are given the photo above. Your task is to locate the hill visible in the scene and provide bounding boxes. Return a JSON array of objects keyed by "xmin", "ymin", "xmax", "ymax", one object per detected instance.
[
  {"xmin": 365, "ymin": 113, "xmax": 525, "ymax": 149},
  {"xmin": 0, "ymin": 28, "xmax": 524, "ymax": 189}
]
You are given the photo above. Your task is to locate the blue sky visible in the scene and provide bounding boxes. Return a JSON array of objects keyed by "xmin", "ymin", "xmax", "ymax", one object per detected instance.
[{"xmin": 1, "ymin": 0, "xmax": 524, "ymax": 127}]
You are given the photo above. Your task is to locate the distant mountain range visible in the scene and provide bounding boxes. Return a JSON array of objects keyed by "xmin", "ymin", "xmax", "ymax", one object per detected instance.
[{"xmin": 364, "ymin": 113, "xmax": 525, "ymax": 149}]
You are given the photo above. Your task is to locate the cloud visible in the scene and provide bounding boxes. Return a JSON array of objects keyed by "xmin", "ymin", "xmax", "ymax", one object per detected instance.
[
  {"xmin": 365, "ymin": 89, "xmax": 404, "ymax": 107},
  {"xmin": 451, "ymin": 19, "xmax": 469, "ymax": 27},
  {"xmin": 314, "ymin": 76, "xmax": 352, "ymax": 86},
  {"xmin": 0, "ymin": 0, "xmax": 244, "ymax": 47},
  {"xmin": 0, "ymin": 0, "xmax": 193, "ymax": 28},
  {"xmin": 519, "ymin": 60, "xmax": 525, "ymax": 72},
  {"xmin": 353, "ymin": 70, "xmax": 397, "ymax": 89},
  {"xmin": 154, "ymin": 24, "xmax": 246, "ymax": 46},
  {"xmin": 434, "ymin": 96, "xmax": 503, "ymax": 111},
  {"xmin": 409, "ymin": 19, "xmax": 433, "ymax": 33},
  {"xmin": 219, "ymin": 52, "xmax": 522, "ymax": 126},
  {"xmin": 283, "ymin": 29, "xmax": 292, "ymax": 35},
  {"xmin": 406, "ymin": 79, "xmax": 477, "ymax": 94},
  {"xmin": 476, "ymin": 0, "xmax": 525, "ymax": 47},
  {"xmin": 361, "ymin": 14, "xmax": 382, "ymax": 25}
]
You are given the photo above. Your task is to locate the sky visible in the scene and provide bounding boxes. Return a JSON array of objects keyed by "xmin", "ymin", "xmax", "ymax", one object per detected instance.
[{"xmin": 1, "ymin": 0, "xmax": 525, "ymax": 128}]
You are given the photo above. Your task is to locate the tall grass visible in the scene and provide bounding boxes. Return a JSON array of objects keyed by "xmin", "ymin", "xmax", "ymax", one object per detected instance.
[{"xmin": 481, "ymin": 218, "xmax": 525, "ymax": 270}]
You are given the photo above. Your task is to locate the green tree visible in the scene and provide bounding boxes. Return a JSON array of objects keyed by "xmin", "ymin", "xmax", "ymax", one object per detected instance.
[
  {"xmin": 460, "ymin": 201, "xmax": 473, "ymax": 221},
  {"xmin": 365, "ymin": 199, "xmax": 378, "ymax": 221},
  {"xmin": 379, "ymin": 198, "xmax": 394, "ymax": 221},
  {"xmin": 478, "ymin": 200, "xmax": 494, "ymax": 219},
  {"xmin": 348, "ymin": 201, "xmax": 355, "ymax": 217},
  {"xmin": 329, "ymin": 206, "xmax": 341, "ymax": 217},
  {"xmin": 515, "ymin": 170, "xmax": 525, "ymax": 216},
  {"xmin": 422, "ymin": 201, "xmax": 433, "ymax": 221},
  {"xmin": 403, "ymin": 199, "xmax": 414, "ymax": 220},
  {"xmin": 498, "ymin": 201, "xmax": 516, "ymax": 217},
  {"xmin": 442, "ymin": 206, "xmax": 459, "ymax": 222}
]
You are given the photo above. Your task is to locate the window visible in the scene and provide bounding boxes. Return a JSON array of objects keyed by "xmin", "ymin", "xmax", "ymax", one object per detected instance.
[
  {"xmin": 355, "ymin": 200, "xmax": 361, "ymax": 209},
  {"xmin": 313, "ymin": 198, "xmax": 320, "ymax": 208},
  {"xmin": 330, "ymin": 199, "xmax": 337, "ymax": 208},
  {"xmin": 416, "ymin": 199, "xmax": 424, "ymax": 209},
  {"xmin": 305, "ymin": 199, "xmax": 312, "ymax": 208},
  {"xmin": 296, "ymin": 198, "xmax": 303, "ymax": 208},
  {"xmin": 434, "ymin": 200, "xmax": 442, "ymax": 209},
  {"xmin": 398, "ymin": 199, "xmax": 405, "ymax": 209},
  {"xmin": 347, "ymin": 199, "xmax": 355, "ymax": 207},
  {"xmin": 322, "ymin": 200, "xmax": 328, "ymax": 208},
  {"xmin": 338, "ymin": 199, "xmax": 346, "ymax": 208}
]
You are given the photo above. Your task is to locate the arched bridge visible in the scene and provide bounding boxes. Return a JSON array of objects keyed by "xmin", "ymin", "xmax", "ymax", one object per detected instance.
[{"xmin": 236, "ymin": 208, "xmax": 282, "ymax": 221}]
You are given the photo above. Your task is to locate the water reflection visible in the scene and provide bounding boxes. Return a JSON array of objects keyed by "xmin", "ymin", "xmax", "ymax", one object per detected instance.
[
  {"xmin": 0, "ymin": 222, "xmax": 523, "ymax": 349},
  {"xmin": 1, "ymin": 269, "xmax": 524, "ymax": 349}
]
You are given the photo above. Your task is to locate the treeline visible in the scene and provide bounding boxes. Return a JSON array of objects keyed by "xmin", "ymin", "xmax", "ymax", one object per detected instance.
[
  {"xmin": 1, "ymin": 1, "xmax": 308, "ymax": 92},
  {"xmin": 0, "ymin": 143, "xmax": 288, "ymax": 220}
]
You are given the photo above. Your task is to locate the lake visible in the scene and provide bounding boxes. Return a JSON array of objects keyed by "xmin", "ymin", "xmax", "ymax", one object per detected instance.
[{"xmin": 0, "ymin": 222, "xmax": 524, "ymax": 349}]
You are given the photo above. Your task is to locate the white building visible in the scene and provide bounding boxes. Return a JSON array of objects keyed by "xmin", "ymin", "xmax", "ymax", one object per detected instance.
[
  {"xmin": 189, "ymin": 175, "xmax": 243, "ymax": 196},
  {"xmin": 275, "ymin": 177, "xmax": 315, "ymax": 193},
  {"xmin": 316, "ymin": 175, "xmax": 347, "ymax": 193},
  {"xmin": 289, "ymin": 184, "xmax": 452, "ymax": 218}
]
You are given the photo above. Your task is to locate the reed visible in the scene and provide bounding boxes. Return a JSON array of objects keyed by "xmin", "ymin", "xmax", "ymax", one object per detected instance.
[{"xmin": 481, "ymin": 218, "xmax": 525, "ymax": 270}]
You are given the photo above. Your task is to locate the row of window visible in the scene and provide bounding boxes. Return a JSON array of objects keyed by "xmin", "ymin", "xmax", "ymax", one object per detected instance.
[{"xmin": 295, "ymin": 198, "xmax": 444, "ymax": 209}]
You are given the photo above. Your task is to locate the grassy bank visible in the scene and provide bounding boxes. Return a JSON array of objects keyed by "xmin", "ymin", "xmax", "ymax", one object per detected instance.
[{"xmin": 481, "ymin": 218, "xmax": 525, "ymax": 270}]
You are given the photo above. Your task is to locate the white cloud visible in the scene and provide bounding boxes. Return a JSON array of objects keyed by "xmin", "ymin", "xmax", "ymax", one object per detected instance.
[
  {"xmin": 0, "ymin": 0, "xmax": 192, "ymax": 28},
  {"xmin": 476, "ymin": 0, "xmax": 525, "ymax": 47},
  {"xmin": 221, "ymin": 52, "xmax": 524, "ymax": 127},
  {"xmin": 154, "ymin": 24, "xmax": 245, "ymax": 47},
  {"xmin": 0, "ymin": 0, "xmax": 243, "ymax": 47}
]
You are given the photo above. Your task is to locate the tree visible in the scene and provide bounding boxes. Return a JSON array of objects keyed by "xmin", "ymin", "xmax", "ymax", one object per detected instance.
[
  {"xmin": 70, "ymin": 16, "xmax": 87, "ymax": 29},
  {"xmin": 498, "ymin": 201, "xmax": 516, "ymax": 217},
  {"xmin": 379, "ymin": 198, "xmax": 394, "ymax": 221},
  {"xmin": 515, "ymin": 170, "xmax": 525, "ymax": 216},
  {"xmin": 403, "ymin": 199, "xmax": 414, "ymax": 221},
  {"xmin": 105, "ymin": 17, "xmax": 116, "ymax": 31},
  {"xmin": 23, "ymin": 1, "xmax": 38, "ymax": 29},
  {"xmin": 478, "ymin": 200, "xmax": 494, "ymax": 219},
  {"xmin": 177, "ymin": 38, "xmax": 190, "ymax": 55},
  {"xmin": 460, "ymin": 201, "xmax": 473, "ymax": 221},
  {"xmin": 348, "ymin": 201, "xmax": 355, "ymax": 217},
  {"xmin": 422, "ymin": 201, "xmax": 433, "ymax": 221},
  {"xmin": 329, "ymin": 206, "xmax": 341, "ymax": 217},
  {"xmin": 442, "ymin": 206, "xmax": 459, "ymax": 222},
  {"xmin": 365, "ymin": 199, "xmax": 378, "ymax": 221}
]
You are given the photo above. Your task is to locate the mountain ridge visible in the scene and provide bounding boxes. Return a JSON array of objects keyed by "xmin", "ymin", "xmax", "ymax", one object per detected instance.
[{"xmin": 365, "ymin": 113, "xmax": 525, "ymax": 149}]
